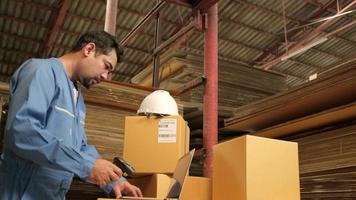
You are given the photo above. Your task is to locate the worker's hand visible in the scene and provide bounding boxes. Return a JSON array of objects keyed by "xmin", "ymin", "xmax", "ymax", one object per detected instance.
[
  {"xmin": 112, "ymin": 181, "xmax": 143, "ymax": 198},
  {"xmin": 89, "ymin": 158, "xmax": 122, "ymax": 187}
]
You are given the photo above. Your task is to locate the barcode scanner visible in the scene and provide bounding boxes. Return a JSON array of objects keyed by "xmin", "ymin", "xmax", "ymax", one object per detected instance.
[{"xmin": 113, "ymin": 157, "xmax": 136, "ymax": 177}]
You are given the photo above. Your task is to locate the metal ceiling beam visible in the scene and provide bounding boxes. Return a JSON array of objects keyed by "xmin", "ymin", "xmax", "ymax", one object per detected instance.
[
  {"xmin": 38, "ymin": 0, "xmax": 69, "ymax": 58},
  {"xmin": 250, "ymin": 0, "xmax": 356, "ymax": 66},
  {"xmin": 218, "ymin": 17, "xmax": 345, "ymax": 63},
  {"xmin": 118, "ymin": 5, "xmax": 179, "ymax": 27},
  {"xmin": 42, "ymin": 15, "xmax": 318, "ymax": 80},
  {"xmin": 65, "ymin": 12, "xmax": 156, "ymax": 41},
  {"xmin": 163, "ymin": 0, "xmax": 220, "ymax": 11},
  {"xmin": 152, "ymin": 20, "xmax": 196, "ymax": 55},
  {"xmin": 167, "ymin": 12, "xmax": 195, "ymax": 39},
  {"xmin": 163, "ymin": 0, "xmax": 191, "ymax": 7},
  {"xmin": 260, "ymin": 0, "xmax": 356, "ymax": 70},
  {"xmin": 194, "ymin": 0, "xmax": 220, "ymax": 12},
  {"xmin": 182, "ymin": 46, "xmax": 311, "ymax": 81},
  {"xmin": 1, "ymin": 8, "xmax": 179, "ymax": 38},
  {"xmin": 157, "ymin": 10, "xmax": 203, "ymax": 58},
  {"xmin": 304, "ymin": 0, "xmax": 356, "ymax": 21},
  {"xmin": 233, "ymin": 0, "xmax": 356, "ymax": 63},
  {"xmin": 64, "ymin": 2, "xmax": 181, "ymax": 50},
  {"xmin": 119, "ymin": 0, "xmax": 220, "ymax": 52},
  {"xmin": 171, "ymin": 76, "xmax": 206, "ymax": 95},
  {"xmin": 253, "ymin": 0, "xmax": 337, "ymax": 64},
  {"xmin": 218, "ymin": 37, "xmax": 322, "ymax": 70},
  {"xmin": 152, "ymin": 0, "xmax": 163, "ymax": 88},
  {"xmin": 66, "ymin": 4, "xmax": 179, "ymax": 28},
  {"xmin": 119, "ymin": 1, "xmax": 167, "ymax": 47},
  {"xmin": 285, "ymin": 1, "xmax": 356, "ymax": 48},
  {"xmin": 168, "ymin": 0, "xmax": 356, "ymax": 54}
]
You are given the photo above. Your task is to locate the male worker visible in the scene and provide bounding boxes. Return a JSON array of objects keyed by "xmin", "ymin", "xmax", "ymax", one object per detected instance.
[{"xmin": 0, "ymin": 31, "xmax": 142, "ymax": 199}]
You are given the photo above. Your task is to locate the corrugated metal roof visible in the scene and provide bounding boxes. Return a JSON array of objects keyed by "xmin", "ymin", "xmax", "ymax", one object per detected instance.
[{"xmin": 0, "ymin": 0, "xmax": 355, "ymax": 89}]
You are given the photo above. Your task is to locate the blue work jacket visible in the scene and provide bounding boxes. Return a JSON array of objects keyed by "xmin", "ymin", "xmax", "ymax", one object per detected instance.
[{"xmin": 0, "ymin": 58, "xmax": 116, "ymax": 199}]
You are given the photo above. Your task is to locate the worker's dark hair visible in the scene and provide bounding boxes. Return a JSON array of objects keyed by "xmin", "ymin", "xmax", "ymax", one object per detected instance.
[{"xmin": 71, "ymin": 30, "xmax": 124, "ymax": 62}]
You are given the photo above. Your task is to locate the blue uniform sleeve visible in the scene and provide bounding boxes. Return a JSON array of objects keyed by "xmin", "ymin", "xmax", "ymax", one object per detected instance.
[
  {"xmin": 5, "ymin": 59, "xmax": 95, "ymax": 180},
  {"xmin": 80, "ymin": 136, "xmax": 101, "ymax": 159},
  {"xmin": 79, "ymin": 130, "xmax": 127, "ymax": 195},
  {"xmin": 76, "ymin": 76, "xmax": 127, "ymax": 195}
]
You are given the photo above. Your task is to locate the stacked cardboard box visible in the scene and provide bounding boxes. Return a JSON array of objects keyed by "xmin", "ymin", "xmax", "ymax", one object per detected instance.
[
  {"xmin": 123, "ymin": 115, "xmax": 190, "ymax": 174},
  {"xmin": 213, "ymin": 135, "xmax": 300, "ymax": 200},
  {"xmin": 122, "ymin": 115, "xmax": 211, "ymax": 199},
  {"xmin": 126, "ymin": 174, "xmax": 211, "ymax": 200}
]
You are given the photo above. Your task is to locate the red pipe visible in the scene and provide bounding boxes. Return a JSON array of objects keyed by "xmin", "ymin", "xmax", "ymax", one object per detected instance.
[
  {"xmin": 203, "ymin": 3, "xmax": 218, "ymax": 178},
  {"xmin": 104, "ymin": 0, "xmax": 118, "ymax": 35},
  {"xmin": 119, "ymin": 1, "xmax": 166, "ymax": 47},
  {"xmin": 39, "ymin": 0, "xmax": 69, "ymax": 57},
  {"xmin": 253, "ymin": 0, "xmax": 337, "ymax": 64},
  {"xmin": 261, "ymin": 0, "xmax": 356, "ymax": 70}
]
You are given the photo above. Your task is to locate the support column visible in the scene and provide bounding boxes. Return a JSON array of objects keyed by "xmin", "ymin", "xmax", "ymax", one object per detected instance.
[
  {"xmin": 152, "ymin": 1, "xmax": 162, "ymax": 88},
  {"xmin": 104, "ymin": 0, "xmax": 118, "ymax": 35},
  {"xmin": 203, "ymin": 3, "xmax": 218, "ymax": 178}
]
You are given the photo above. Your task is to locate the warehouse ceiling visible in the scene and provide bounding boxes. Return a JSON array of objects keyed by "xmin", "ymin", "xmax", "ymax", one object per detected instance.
[{"xmin": 0, "ymin": 0, "xmax": 355, "ymax": 89}]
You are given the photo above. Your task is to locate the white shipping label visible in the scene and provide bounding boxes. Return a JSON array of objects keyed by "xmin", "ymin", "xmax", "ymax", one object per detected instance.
[{"xmin": 158, "ymin": 118, "xmax": 177, "ymax": 143}]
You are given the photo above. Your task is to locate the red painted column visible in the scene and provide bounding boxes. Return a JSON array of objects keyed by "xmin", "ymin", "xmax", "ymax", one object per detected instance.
[
  {"xmin": 104, "ymin": 0, "xmax": 118, "ymax": 35},
  {"xmin": 203, "ymin": 3, "xmax": 218, "ymax": 178}
]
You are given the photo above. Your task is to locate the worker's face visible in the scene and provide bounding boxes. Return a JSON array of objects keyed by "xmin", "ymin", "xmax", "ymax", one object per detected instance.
[{"xmin": 78, "ymin": 43, "xmax": 117, "ymax": 89}]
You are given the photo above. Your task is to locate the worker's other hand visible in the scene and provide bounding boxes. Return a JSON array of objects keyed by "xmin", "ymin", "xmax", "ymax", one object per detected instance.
[
  {"xmin": 112, "ymin": 181, "xmax": 143, "ymax": 198},
  {"xmin": 89, "ymin": 158, "xmax": 122, "ymax": 187}
]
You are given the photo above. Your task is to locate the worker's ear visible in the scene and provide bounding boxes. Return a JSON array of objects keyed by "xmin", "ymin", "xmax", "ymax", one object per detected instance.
[{"xmin": 83, "ymin": 42, "xmax": 96, "ymax": 57}]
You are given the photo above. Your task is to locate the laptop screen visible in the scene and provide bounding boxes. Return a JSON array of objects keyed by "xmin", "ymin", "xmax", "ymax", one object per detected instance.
[
  {"xmin": 166, "ymin": 149, "xmax": 195, "ymax": 198},
  {"xmin": 119, "ymin": 149, "xmax": 195, "ymax": 200}
]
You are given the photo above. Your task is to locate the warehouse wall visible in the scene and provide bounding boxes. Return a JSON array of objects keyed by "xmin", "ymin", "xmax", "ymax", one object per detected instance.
[{"xmin": 286, "ymin": 120, "xmax": 356, "ymax": 199}]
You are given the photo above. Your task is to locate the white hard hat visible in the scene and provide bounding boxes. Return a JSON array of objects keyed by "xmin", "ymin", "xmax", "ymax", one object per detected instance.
[{"xmin": 137, "ymin": 90, "xmax": 179, "ymax": 116}]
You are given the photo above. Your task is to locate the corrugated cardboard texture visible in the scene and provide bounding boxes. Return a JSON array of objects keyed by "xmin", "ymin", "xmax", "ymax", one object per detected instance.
[
  {"xmin": 128, "ymin": 174, "xmax": 171, "ymax": 198},
  {"xmin": 213, "ymin": 135, "xmax": 300, "ymax": 200},
  {"xmin": 180, "ymin": 176, "xmax": 211, "ymax": 200},
  {"xmin": 124, "ymin": 116, "xmax": 189, "ymax": 173},
  {"xmin": 213, "ymin": 135, "xmax": 246, "ymax": 200}
]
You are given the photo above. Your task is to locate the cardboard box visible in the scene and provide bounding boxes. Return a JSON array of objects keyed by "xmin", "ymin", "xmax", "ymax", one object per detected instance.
[
  {"xmin": 124, "ymin": 116, "xmax": 190, "ymax": 173},
  {"xmin": 125, "ymin": 175, "xmax": 211, "ymax": 200},
  {"xmin": 128, "ymin": 174, "xmax": 172, "ymax": 199},
  {"xmin": 97, "ymin": 176, "xmax": 211, "ymax": 200},
  {"xmin": 180, "ymin": 176, "xmax": 211, "ymax": 200},
  {"xmin": 213, "ymin": 135, "xmax": 300, "ymax": 200}
]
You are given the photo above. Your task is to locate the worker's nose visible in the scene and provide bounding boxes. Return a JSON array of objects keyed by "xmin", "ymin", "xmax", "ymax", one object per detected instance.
[{"xmin": 100, "ymin": 72, "xmax": 109, "ymax": 80}]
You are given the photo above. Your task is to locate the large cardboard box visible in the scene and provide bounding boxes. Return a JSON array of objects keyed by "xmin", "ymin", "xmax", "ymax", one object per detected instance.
[
  {"xmin": 124, "ymin": 116, "xmax": 190, "ymax": 173},
  {"xmin": 98, "ymin": 175, "xmax": 211, "ymax": 200},
  {"xmin": 127, "ymin": 175, "xmax": 211, "ymax": 200},
  {"xmin": 213, "ymin": 135, "xmax": 300, "ymax": 200},
  {"xmin": 180, "ymin": 176, "xmax": 211, "ymax": 200},
  {"xmin": 128, "ymin": 174, "xmax": 172, "ymax": 199}
]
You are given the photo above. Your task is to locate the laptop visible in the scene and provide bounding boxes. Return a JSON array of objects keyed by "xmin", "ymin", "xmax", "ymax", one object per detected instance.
[{"xmin": 119, "ymin": 149, "xmax": 195, "ymax": 200}]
